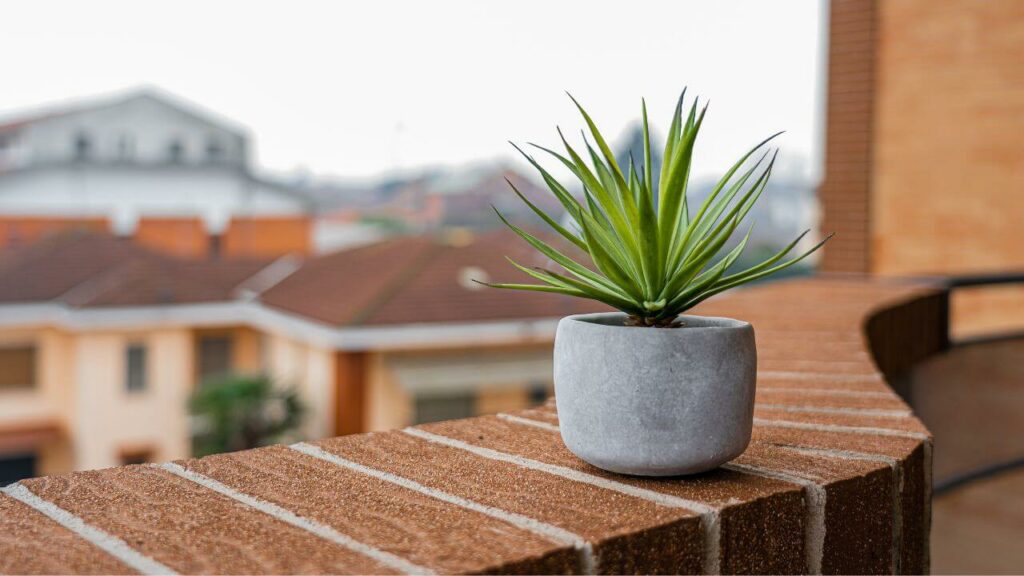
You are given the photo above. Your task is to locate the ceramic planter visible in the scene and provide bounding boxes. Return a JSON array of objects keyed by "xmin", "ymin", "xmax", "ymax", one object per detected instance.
[{"xmin": 553, "ymin": 312, "xmax": 756, "ymax": 476}]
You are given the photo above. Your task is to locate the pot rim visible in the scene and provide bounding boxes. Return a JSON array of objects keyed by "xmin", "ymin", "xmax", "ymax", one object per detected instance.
[{"xmin": 561, "ymin": 311, "xmax": 750, "ymax": 331}]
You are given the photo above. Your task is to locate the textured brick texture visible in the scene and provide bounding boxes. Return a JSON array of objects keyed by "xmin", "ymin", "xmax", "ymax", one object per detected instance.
[
  {"xmin": 871, "ymin": 0, "xmax": 1024, "ymax": 335},
  {"xmin": 873, "ymin": 0, "xmax": 1024, "ymax": 277},
  {"xmin": 822, "ymin": 0, "xmax": 1024, "ymax": 335},
  {"xmin": 0, "ymin": 278, "xmax": 943, "ymax": 574},
  {"xmin": 0, "ymin": 216, "xmax": 110, "ymax": 250},
  {"xmin": 223, "ymin": 216, "xmax": 312, "ymax": 258},
  {"xmin": 133, "ymin": 217, "xmax": 209, "ymax": 259},
  {"xmin": 819, "ymin": 0, "xmax": 878, "ymax": 274}
]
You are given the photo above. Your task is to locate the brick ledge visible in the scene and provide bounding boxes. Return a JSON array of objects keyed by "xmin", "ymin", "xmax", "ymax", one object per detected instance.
[{"xmin": 0, "ymin": 278, "xmax": 944, "ymax": 575}]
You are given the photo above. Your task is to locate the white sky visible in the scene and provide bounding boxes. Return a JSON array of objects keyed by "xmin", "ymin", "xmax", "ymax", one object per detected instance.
[{"xmin": 1, "ymin": 0, "xmax": 826, "ymax": 183}]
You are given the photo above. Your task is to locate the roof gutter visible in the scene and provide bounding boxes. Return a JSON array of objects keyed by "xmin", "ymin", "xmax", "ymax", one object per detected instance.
[{"xmin": 0, "ymin": 301, "xmax": 560, "ymax": 352}]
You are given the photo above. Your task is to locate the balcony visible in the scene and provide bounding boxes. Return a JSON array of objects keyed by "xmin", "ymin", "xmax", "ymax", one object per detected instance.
[{"xmin": 0, "ymin": 278, "xmax": 946, "ymax": 574}]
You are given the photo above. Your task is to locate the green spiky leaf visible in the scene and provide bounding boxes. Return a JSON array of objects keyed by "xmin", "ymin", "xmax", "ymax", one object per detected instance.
[{"xmin": 492, "ymin": 92, "xmax": 832, "ymax": 325}]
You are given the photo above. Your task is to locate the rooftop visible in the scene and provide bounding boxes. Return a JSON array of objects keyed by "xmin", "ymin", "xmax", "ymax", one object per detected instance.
[
  {"xmin": 0, "ymin": 230, "xmax": 603, "ymax": 331},
  {"xmin": 0, "ymin": 232, "xmax": 271, "ymax": 307}
]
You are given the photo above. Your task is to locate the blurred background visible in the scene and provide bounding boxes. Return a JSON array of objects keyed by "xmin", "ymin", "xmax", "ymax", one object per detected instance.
[{"xmin": 0, "ymin": 1, "xmax": 1021, "ymax": 572}]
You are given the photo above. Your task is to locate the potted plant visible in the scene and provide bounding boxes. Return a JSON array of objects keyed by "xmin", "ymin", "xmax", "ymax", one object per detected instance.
[{"xmin": 485, "ymin": 92, "xmax": 830, "ymax": 476}]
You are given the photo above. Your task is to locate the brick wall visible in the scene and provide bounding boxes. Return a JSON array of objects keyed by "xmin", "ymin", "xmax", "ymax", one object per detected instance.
[
  {"xmin": 224, "ymin": 217, "xmax": 311, "ymax": 258},
  {"xmin": 0, "ymin": 217, "xmax": 109, "ymax": 249},
  {"xmin": 133, "ymin": 217, "xmax": 209, "ymax": 259},
  {"xmin": 873, "ymin": 0, "xmax": 1024, "ymax": 276},
  {"xmin": 819, "ymin": 0, "xmax": 878, "ymax": 273}
]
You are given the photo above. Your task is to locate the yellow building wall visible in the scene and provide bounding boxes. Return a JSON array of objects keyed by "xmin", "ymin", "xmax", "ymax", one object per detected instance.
[
  {"xmin": 232, "ymin": 327, "xmax": 265, "ymax": 375},
  {"xmin": 0, "ymin": 323, "xmax": 343, "ymax": 476},
  {"xmin": 366, "ymin": 352, "xmax": 412, "ymax": 433},
  {"xmin": 1, "ymin": 323, "xmax": 555, "ymax": 475},
  {"xmin": 72, "ymin": 329, "xmax": 194, "ymax": 470},
  {"xmin": 0, "ymin": 328, "xmax": 76, "ymax": 475},
  {"xmin": 263, "ymin": 333, "xmax": 335, "ymax": 441},
  {"xmin": 0, "ymin": 329, "xmax": 70, "ymax": 425},
  {"xmin": 365, "ymin": 346, "xmax": 552, "ymax": 432}
]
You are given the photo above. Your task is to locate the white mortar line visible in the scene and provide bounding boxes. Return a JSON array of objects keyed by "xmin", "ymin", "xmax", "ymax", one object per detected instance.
[
  {"xmin": 502, "ymin": 411, "xmax": 924, "ymax": 573},
  {"xmin": 722, "ymin": 463, "xmax": 826, "ymax": 575},
  {"xmin": 497, "ymin": 413, "xmax": 562, "ymax": 432},
  {"xmin": 758, "ymin": 387, "xmax": 894, "ymax": 398},
  {"xmin": 753, "ymin": 418, "xmax": 929, "ymax": 440},
  {"xmin": 756, "ymin": 404, "xmax": 913, "ymax": 418},
  {"xmin": 1, "ymin": 483, "xmax": 177, "ymax": 575},
  {"xmin": 422, "ymin": 423, "xmax": 722, "ymax": 575},
  {"xmin": 758, "ymin": 371, "xmax": 883, "ymax": 383},
  {"xmin": 156, "ymin": 462, "xmax": 431, "ymax": 575},
  {"xmin": 765, "ymin": 444, "xmax": 899, "ymax": 466},
  {"xmin": 404, "ymin": 427, "xmax": 714, "ymax": 513},
  {"xmin": 767, "ymin": 444, "xmax": 904, "ymax": 574},
  {"xmin": 288, "ymin": 442, "xmax": 596, "ymax": 574}
]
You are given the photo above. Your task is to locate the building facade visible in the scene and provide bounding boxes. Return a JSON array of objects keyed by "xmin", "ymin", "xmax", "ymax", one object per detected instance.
[
  {"xmin": 0, "ymin": 231, "xmax": 588, "ymax": 483},
  {"xmin": 0, "ymin": 88, "xmax": 313, "ymax": 258}
]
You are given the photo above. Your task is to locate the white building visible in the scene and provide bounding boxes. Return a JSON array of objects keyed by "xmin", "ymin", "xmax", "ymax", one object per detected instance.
[{"xmin": 0, "ymin": 88, "xmax": 310, "ymax": 247}]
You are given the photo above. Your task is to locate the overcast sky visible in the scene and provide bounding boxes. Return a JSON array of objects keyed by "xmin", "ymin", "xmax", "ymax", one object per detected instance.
[{"xmin": 2, "ymin": 1, "xmax": 826, "ymax": 183}]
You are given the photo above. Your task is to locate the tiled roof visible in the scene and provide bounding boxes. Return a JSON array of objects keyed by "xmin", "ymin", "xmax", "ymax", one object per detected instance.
[
  {"xmin": 0, "ymin": 232, "xmax": 271, "ymax": 307},
  {"xmin": 0, "ymin": 230, "xmax": 605, "ymax": 325},
  {"xmin": 259, "ymin": 230, "xmax": 607, "ymax": 326}
]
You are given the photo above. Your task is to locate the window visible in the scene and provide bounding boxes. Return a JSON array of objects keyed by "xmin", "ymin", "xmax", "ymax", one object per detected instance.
[
  {"xmin": 74, "ymin": 132, "xmax": 91, "ymax": 160},
  {"xmin": 208, "ymin": 234, "xmax": 223, "ymax": 259},
  {"xmin": 125, "ymin": 344, "xmax": 147, "ymax": 393},
  {"xmin": 529, "ymin": 383, "xmax": 550, "ymax": 405},
  {"xmin": 0, "ymin": 453, "xmax": 36, "ymax": 487},
  {"xmin": 414, "ymin": 393, "xmax": 476, "ymax": 425},
  {"xmin": 117, "ymin": 133, "xmax": 135, "ymax": 161},
  {"xmin": 206, "ymin": 137, "xmax": 225, "ymax": 162},
  {"xmin": 198, "ymin": 336, "xmax": 233, "ymax": 384},
  {"xmin": 167, "ymin": 139, "xmax": 184, "ymax": 163},
  {"xmin": 119, "ymin": 449, "xmax": 153, "ymax": 466},
  {"xmin": 0, "ymin": 346, "xmax": 35, "ymax": 389}
]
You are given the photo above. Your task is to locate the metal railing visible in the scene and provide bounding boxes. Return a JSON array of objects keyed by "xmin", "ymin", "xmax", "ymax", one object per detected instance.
[{"xmin": 926, "ymin": 272, "xmax": 1024, "ymax": 495}]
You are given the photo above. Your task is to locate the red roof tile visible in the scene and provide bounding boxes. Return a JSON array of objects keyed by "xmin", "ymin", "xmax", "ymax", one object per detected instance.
[
  {"xmin": 0, "ymin": 232, "xmax": 271, "ymax": 307},
  {"xmin": 260, "ymin": 230, "xmax": 607, "ymax": 327},
  {"xmin": 0, "ymin": 229, "xmax": 608, "ymax": 325}
]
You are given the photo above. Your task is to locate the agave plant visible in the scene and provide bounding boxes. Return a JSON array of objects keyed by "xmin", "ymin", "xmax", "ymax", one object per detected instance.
[{"xmin": 487, "ymin": 92, "xmax": 832, "ymax": 327}]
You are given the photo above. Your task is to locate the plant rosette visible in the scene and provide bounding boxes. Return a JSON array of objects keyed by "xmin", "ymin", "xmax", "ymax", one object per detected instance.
[{"xmin": 485, "ymin": 91, "xmax": 830, "ymax": 476}]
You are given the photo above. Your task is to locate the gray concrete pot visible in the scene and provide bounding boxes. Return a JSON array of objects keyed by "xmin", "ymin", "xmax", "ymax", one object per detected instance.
[{"xmin": 554, "ymin": 312, "xmax": 756, "ymax": 476}]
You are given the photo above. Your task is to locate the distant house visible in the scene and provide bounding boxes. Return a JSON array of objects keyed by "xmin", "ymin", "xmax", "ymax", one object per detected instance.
[
  {"xmin": 0, "ymin": 229, "xmax": 602, "ymax": 483},
  {"xmin": 0, "ymin": 88, "xmax": 313, "ymax": 258}
]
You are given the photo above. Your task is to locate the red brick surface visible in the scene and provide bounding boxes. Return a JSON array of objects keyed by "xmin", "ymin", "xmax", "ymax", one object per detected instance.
[
  {"xmin": 819, "ymin": 0, "xmax": 878, "ymax": 274},
  {"xmin": 0, "ymin": 278, "xmax": 942, "ymax": 574}
]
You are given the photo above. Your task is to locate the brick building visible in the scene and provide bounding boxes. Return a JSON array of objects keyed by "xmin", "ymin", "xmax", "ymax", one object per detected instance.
[{"xmin": 820, "ymin": 0, "xmax": 1024, "ymax": 334}]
